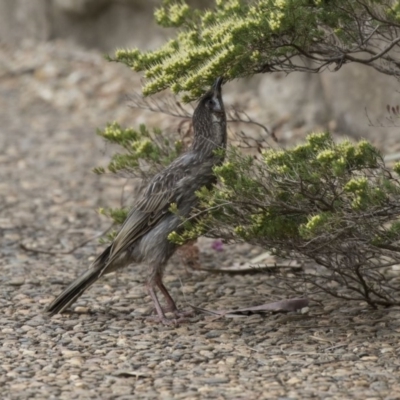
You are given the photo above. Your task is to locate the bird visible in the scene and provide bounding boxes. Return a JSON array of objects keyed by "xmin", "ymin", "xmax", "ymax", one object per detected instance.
[{"xmin": 46, "ymin": 77, "xmax": 227, "ymax": 324}]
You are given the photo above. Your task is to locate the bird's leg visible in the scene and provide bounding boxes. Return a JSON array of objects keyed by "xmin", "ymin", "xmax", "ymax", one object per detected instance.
[
  {"xmin": 146, "ymin": 282, "xmax": 175, "ymax": 325},
  {"xmin": 145, "ymin": 272, "xmax": 193, "ymax": 324},
  {"xmin": 154, "ymin": 273, "xmax": 194, "ymax": 319},
  {"xmin": 154, "ymin": 274, "xmax": 177, "ymax": 312}
]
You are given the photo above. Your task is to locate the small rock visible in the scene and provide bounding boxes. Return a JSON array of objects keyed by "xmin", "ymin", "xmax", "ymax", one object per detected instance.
[
  {"xmin": 287, "ymin": 377, "xmax": 302, "ymax": 385},
  {"xmin": 22, "ymin": 349, "xmax": 36, "ymax": 356},
  {"xmin": 7, "ymin": 277, "xmax": 25, "ymax": 286},
  {"xmin": 74, "ymin": 306, "xmax": 90, "ymax": 313},
  {"xmin": 205, "ymin": 330, "xmax": 222, "ymax": 339},
  {"xmin": 61, "ymin": 349, "xmax": 81, "ymax": 358},
  {"xmin": 67, "ymin": 357, "xmax": 84, "ymax": 366},
  {"xmin": 360, "ymin": 356, "xmax": 378, "ymax": 361},
  {"xmin": 199, "ymin": 350, "xmax": 214, "ymax": 359},
  {"xmin": 201, "ymin": 377, "xmax": 230, "ymax": 385}
]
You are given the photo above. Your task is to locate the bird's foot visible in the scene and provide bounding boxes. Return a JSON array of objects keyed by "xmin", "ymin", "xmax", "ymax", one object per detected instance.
[
  {"xmin": 166, "ymin": 306, "xmax": 195, "ymax": 321},
  {"xmin": 146, "ymin": 277, "xmax": 195, "ymax": 325},
  {"xmin": 162, "ymin": 303, "xmax": 194, "ymax": 317}
]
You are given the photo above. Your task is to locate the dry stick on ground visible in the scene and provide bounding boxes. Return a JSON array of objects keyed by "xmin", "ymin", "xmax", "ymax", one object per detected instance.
[
  {"xmin": 196, "ymin": 263, "xmax": 303, "ymax": 274},
  {"xmin": 191, "ymin": 298, "xmax": 309, "ymax": 319}
]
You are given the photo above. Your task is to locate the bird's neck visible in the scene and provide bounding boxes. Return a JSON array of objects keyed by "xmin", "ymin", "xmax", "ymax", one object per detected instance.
[{"xmin": 191, "ymin": 124, "xmax": 227, "ymax": 158}]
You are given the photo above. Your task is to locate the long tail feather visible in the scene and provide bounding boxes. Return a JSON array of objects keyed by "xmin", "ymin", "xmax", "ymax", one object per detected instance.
[{"xmin": 46, "ymin": 246, "xmax": 111, "ymax": 315}]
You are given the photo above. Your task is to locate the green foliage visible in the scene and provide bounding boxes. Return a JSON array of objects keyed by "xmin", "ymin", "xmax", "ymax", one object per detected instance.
[
  {"xmin": 111, "ymin": 0, "xmax": 398, "ymax": 99},
  {"xmin": 99, "ymin": 207, "xmax": 128, "ymax": 224},
  {"xmin": 169, "ymin": 133, "xmax": 400, "ymax": 251},
  {"xmin": 95, "ymin": 122, "xmax": 400, "ymax": 266},
  {"xmin": 95, "ymin": 122, "xmax": 183, "ymax": 175},
  {"xmin": 394, "ymin": 161, "xmax": 400, "ymax": 175}
]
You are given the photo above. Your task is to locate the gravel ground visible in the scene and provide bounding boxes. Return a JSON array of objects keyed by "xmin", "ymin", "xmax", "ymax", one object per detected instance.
[{"xmin": 2, "ymin": 40, "xmax": 400, "ymax": 400}]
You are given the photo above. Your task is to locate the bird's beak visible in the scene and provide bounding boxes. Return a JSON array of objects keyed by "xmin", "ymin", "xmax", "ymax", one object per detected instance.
[{"xmin": 212, "ymin": 77, "xmax": 223, "ymax": 95}]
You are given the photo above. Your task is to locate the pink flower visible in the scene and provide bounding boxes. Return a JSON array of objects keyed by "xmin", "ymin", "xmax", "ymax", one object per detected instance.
[{"xmin": 211, "ymin": 239, "xmax": 224, "ymax": 252}]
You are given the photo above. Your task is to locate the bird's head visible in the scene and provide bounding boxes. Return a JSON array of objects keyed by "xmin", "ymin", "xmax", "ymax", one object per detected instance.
[{"xmin": 192, "ymin": 77, "xmax": 227, "ymax": 153}]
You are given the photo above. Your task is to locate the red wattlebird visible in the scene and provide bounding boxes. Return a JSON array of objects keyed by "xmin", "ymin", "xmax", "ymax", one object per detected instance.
[{"xmin": 47, "ymin": 77, "xmax": 227, "ymax": 324}]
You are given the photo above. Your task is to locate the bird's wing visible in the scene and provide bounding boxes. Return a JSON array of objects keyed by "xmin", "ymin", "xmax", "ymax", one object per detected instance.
[
  {"xmin": 135, "ymin": 170, "xmax": 183, "ymax": 214},
  {"xmin": 106, "ymin": 167, "xmax": 187, "ymax": 263}
]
